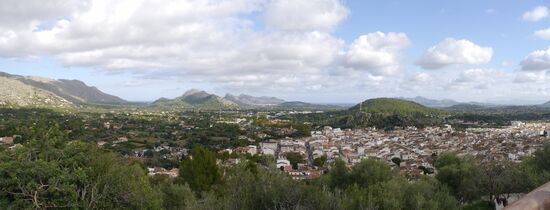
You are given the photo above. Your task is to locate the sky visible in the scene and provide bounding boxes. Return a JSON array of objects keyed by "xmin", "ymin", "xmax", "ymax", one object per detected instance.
[{"xmin": 1, "ymin": 0, "xmax": 550, "ymax": 104}]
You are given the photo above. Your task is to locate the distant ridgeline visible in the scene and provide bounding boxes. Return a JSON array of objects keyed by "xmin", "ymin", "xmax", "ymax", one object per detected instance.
[
  {"xmin": 0, "ymin": 72, "xmax": 128, "ymax": 108},
  {"xmin": 149, "ymin": 89, "xmax": 345, "ymax": 111}
]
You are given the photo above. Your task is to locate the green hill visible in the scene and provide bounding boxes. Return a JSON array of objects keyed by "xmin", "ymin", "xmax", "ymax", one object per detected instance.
[
  {"xmin": 310, "ymin": 98, "xmax": 446, "ymax": 130},
  {"xmin": 350, "ymin": 98, "xmax": 441, "ymax": 115}
]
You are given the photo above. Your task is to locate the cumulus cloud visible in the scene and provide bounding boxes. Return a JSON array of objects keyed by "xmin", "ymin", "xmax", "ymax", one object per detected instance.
[
  {"xmin": 0, "ymin": 0, "xmax": 89, "ymax": 29},
  {"xmin": 344, "ymin": 32, "xmax": 410, "ymax": 75},
  {"xmin": 455, "ymin": 69, "xmax": 496, "ymax": 83},
  {"xmin": 0, "ymin": 0, "xmax": 415, "ymax": 94},
  {"xmin": 411, "ymin": 72, "xmax": 433, "ymax": 82},
  {"xmin": 417, "ymin": 38, "xmax": 493, "ymax": 69},
  {"xmin": 448, "ymin": 68, "xmax": 508, "ymax": 90},
  {"xmin": 264, "ymin": 0, "xmax": 349, "ymax": 32},
  {"xmin": 522, "ymin": 6, "xmax": 549, "ymax": 22},
  {"xmin": 520, "ymin": 47, "xmax": 550, "ymax": 71},
  {"xmin": 515, "ymin": 71, "xmax": 546, "ymax": 83},
  {"xmin": 534, "ymin": 28, "xmax": 550, "ymax": 40}
]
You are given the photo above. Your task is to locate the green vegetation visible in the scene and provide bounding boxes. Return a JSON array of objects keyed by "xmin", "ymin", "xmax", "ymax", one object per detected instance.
[
  {"xmin": 0, "ymin": 125, "xmax": 162, "ymax": 209},
  {"xmin": 285, "ymin": 152, "xmax": 304, "ymax": 169},
  {"xmin": 3, "ymin": 98, "xmax": 550, "ymax": 209},
  {"xmin": 350, "ymin": 98, "xmax": 442, "ymax": 114},
  {"xmin": 1, "ymin": 123, "xmax": 550, "ymax": 209},
  {"xmin": 284, "ymin": 98, "xmax": 445, "ymax": 130},
  {"xmin": 178, "ymin": 146, "xmax": 221, "ymax": 193}
]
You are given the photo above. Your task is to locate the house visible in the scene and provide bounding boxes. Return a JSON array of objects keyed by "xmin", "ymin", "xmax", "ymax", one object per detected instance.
[
  {"xmin": 276, "ymin": 159, "xmax": 291, "ymax": 169},
  {"xmin": 247, "ymin": 145, "xmax": 257, "ymax": 155},
  {"xmin": 259, "ymin": 142, "xmax": 278, "ymax": 156},
  {"xmin": 0, "ymin": 136, "xmax": 14, "ymax": 145},
  {"xmin": 114, "ymin": 137, "xmax": 128, "ymax": 144},
  {"xmin": 147, "ymin": 167, "xmax": 179, "ymax": 178}
]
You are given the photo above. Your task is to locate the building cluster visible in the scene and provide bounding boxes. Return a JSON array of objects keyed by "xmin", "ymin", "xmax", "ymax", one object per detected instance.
[{"xmin": 232, "ymin": 122, "xmax": 548, "ymax": 178}]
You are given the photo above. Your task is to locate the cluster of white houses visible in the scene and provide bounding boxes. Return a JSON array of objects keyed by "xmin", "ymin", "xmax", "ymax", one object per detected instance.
[{"xmin": 228, "ymin": 122, "xmax": 549, "ymax": 178}]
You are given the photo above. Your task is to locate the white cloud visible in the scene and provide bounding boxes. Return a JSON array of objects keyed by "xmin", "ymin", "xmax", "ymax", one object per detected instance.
[
  {"xmin": 6, "ymin": 0, "xmax": 384, "ymax": 94},
  {"xmin": 522, "ymin": 6, "xmax": 549, "ymax": 22},
  {"xmin": 0, "ymin": 0, "xmax": 90, "ymax": 29},
  {"xmin": 264, "ymin": 0, "xmax": 349, "ymax": 32},
  {"xmin": 417, "ymin": 38, "xmax": 493, "ymax": 69},
  {"xmin": 447, "ymin": 68, "xmax": 509, "ymax": 91},
  {"xmin": 344, "ymin": 32, "xmax": 410, "ymax": 75},
  {"xmin": 0, "ymin": 0, "xmax": 408, "ymax": 94},
  {"xmin": 534, "ymin": 28, "xmax": 550, "ymax": 40},
  {"xmin": 411, "ymin": 72, "xmax": 433, "ymax": 82},
  {"xmin": 520, "ymin": 47, "xmax": 550, "ymax": 71},
  {"xmin": 515, "ymin": 71, "xmax": 546, "ymax": 83},
  {"xmin": 455, "ymin": 69, "xmax": 497, "ymax": 83},
  {"xmin": 3, "ymin": 0, "xmax": 542, "ymax": 103}
]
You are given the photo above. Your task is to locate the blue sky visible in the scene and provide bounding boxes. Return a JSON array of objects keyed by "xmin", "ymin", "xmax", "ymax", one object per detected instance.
[{"xmin": 1, "ymin": 0, "xmax": 550, "ymax": 104}]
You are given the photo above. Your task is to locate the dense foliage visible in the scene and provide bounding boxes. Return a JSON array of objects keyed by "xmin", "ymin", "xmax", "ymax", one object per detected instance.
[{"xmin": 0, "ymin": 125, "xmax": 162, "ymax": 209}]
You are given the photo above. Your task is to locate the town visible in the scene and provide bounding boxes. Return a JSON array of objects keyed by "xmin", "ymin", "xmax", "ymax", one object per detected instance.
[
  {"xmin": 215, "ymin": 121, "xmax": 546, "ymax": 179},
  {"xmin": 1, "ymin": 108, "xmax": 547, "ymax": 181}
]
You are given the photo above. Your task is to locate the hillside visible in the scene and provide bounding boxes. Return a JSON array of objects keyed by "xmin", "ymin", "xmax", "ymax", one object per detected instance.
[
  {"xmin": 0, "ymin": 76, "xmax": 73, "ymax": 107},
  {"xmin": 291, "ymin": 98, "xmax": 446, "ymax": 130},
  {"xmin": 151, "ymin": 89, "xmax": 239, "ymax": 110},
  {"xmin": 350, "ymin": 98, "xmax": 442, "ymax": 115},
  {"xmin": 0, "ymin": 72, "xmax": 127, "ymax": 106}
]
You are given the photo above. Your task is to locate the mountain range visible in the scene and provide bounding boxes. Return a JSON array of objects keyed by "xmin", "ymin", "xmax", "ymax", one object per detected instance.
[
  {"xmin": 224, "ymin": 94, "xmax": 285, "ymax": 107},
  {"xmin": 151, "ymin": 89, "xmax": 240, "ymax": 110},
  {"xmin": 397, "ymin": 96, "xmax": 497, "ymax": 108},
  {"xmin": 151, "ymin": 89, "xmax": 343, "ymax": 110},
  {"xmin": 0, "ymin": 72, "xmax": 127, "ymax": 107},
  {"xmin": 0, "ymin": 71, "xmax": 343, "ymax": 110},
  {"xmin": 3, "ymin": 71, "xmax": 550, "ymax": 110}
]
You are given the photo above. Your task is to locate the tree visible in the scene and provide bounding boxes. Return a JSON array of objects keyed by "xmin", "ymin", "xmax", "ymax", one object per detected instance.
[
  {"xmin": 349, "ymin": 158, "xmax": 394, "ymax": 189},
  {"xmin": 0, "ymin": 134, "xmax": 163, "ymax": 209},
  {"xmin": 328, "ymin": 159, "xmax": 350, "ymax": 190},
  {"xmin": 178, "ymin": 146, "xmax": 221, "ymax": 194},
  {"xmin": 313, "ymin": 156, "xmax": 327, "ymax": 168},
  {"xmin": 521, "ymin": 143, "xmax": 550, "ymax": 189},
  {"xmin": 285, "ymin": 152, "xmax": 304, "ymax": 169},
  {"xmin": 150, "ymin": 175, "xmax": 197, "ymax": 210},
  {"xmin": 479, "ymin": 161, "xmax": 530, "ymax": 207},
  {"xmin": 391, "ymin": 157, "xmax": 402, "ymax": 167},
  {"xmin": 435, "ymin": 153, "xmax": 482, "ymax": 204}
]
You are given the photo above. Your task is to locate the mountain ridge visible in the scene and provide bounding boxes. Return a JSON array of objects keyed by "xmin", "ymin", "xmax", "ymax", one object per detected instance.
[
  {"xmin": 0, "ymin": 72, "xmax": 127, "ymax": 107},
  {"xmin": 150, "ymin": 90, "xmax": 239, "ymax": 110}
]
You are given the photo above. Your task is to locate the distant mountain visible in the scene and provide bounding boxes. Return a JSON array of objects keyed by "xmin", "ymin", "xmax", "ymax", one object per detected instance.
[
  {"xmin": 224, "ymin": 94, "xmax": 285, "ymax": 107},
  {"xmin": 151, "ymin": 90, "xmax": 346, "ymax": 110},
  {"xmin": 0, "ymin": 72, "xmax": 127, "ymax": 107},
  {"xmin": 540, "ymin": 100, "xmax": 550, "ymax": 107},
  {"xmin": 151, "ymin": 89, "xmax": 239, "ymax": 110},
  {"xmin": 276, "ymin": 101, "xmax": 344, "ymax": 110},
  {"xmin": 398, "ymin": 96, "xmax": 460, "ymax": 107},
  {"xmin": 445, "ymin": 103, "xmax": 487, "ymax": 111}
]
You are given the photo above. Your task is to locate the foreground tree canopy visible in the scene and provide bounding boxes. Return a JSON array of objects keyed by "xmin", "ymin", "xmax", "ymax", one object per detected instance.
[{"xmin": 0, "ymin": 124, "xmax": 549, "ymax": 209}]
